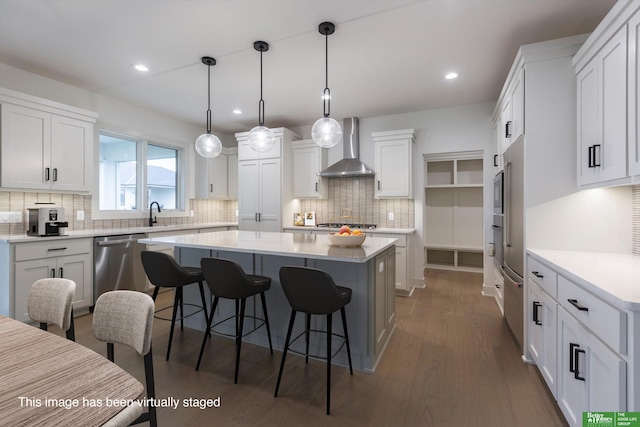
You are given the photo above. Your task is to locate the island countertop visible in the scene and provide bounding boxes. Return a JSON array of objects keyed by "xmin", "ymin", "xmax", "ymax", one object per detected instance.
[{"xmin": 139, "ymin": 229, "xmax": 397, "ymax": 263}]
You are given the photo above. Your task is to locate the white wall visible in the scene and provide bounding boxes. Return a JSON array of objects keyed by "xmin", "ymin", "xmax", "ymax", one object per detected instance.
[{"xmin": 527, "ymin": 186, "xmax": 633, "ymax": 253}]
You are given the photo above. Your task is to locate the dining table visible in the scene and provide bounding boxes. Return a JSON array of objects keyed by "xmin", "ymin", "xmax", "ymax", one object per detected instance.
[{"xmin": 0, "ymin": 315, "xmax": 144, "ymax": 426}]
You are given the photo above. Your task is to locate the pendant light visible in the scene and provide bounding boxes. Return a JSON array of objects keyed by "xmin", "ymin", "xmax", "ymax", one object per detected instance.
[
  {"xmin": 312, "ymin": 22, "xmax": 342, "ymax": 148},
  {"xmin": 247, "ymin": 41, "xmax": 276, "ymax": 152},
  {"xmin": 195, "ymin": 56, "xmax": 222, "ymax": 158}
]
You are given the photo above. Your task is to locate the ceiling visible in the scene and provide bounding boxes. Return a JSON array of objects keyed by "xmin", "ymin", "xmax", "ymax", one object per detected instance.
[{"xmin": 0, "ymin": 0, "xmax": 617, "ymax": 135}]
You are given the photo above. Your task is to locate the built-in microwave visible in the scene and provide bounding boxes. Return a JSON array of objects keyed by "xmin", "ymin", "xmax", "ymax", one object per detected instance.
[{"xmin": 493, "ymin": 171, "xmax": 504, "ymax": 215}]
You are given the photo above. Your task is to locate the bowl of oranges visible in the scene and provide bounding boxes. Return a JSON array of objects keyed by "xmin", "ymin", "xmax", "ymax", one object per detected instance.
[{"xmin": 328, "ymin": 225, "xmax": 366, "ymax": 247}]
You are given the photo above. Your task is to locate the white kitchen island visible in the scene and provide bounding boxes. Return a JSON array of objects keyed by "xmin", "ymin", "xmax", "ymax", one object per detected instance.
[{"xmin": 139, "ymin": 230, "xmax": 397, "ymax": 372}]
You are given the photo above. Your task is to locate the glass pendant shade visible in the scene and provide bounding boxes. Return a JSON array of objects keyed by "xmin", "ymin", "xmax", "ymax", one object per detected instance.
[
  {"xmin": 312, "ymin": 117, "xmax": 342, "ymax": 148},
  {"xmin": 247, "ymin": 125, "xmax": 275, "ymax": 152},
  {"xmin": 195, "ymin": 132, "xmax": 222, "ymax": 158}
]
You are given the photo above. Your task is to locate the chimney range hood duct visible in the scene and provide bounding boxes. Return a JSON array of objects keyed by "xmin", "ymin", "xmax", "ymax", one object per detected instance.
[{"xmin": 317, "ymin": 117, "xmax": 374, "ymax": 178}]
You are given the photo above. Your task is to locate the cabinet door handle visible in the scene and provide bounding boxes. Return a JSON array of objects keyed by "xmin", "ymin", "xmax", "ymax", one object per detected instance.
[
  {"xmin": 567, "ymin": 298, "xmax": 589, "ymax": 312},
  {"xmin": 59, "ymin": 268, "xmax": 63, "ymax": 278},
  {"xmin": 377, "ymin": 180, "xmax": 381, "ymax": 190},
  {"xmin": 51, "ymin": 268, "xmax": 56, "ymax": 278},
  {"xmin": 315, "ymin": 182, "xmax": 318, "ymax": 192},
  {"xmin": 210, "ymin": 184, "xmax": 213, "ymax": 193},
  {"xmin": 574, "ymin": 348, "xmax": 586, "ymax": 381},
  {"xmin": 532, "ymin": 301, "xmax": 542, "ymax": 325},
  {"xmin": 45, "ymin": 168, "xmax": 50, "ymax": 181},
  {"xmin": 569, "ymin": 342, "xmax": 579, "ymax": 373},
  {"xmin": 53, "ymin": 168, "xmax": 58, "ymax": 182},
  {"xmin": 493, "ymin": 154, "xmax": 498, "ymax": 167},
  {"xmin": 588, "ymin": 145, "xmax": 594, "ymax": 168},
  {"xmin": 254, "ymin": 213, "xmax": 258, "ymax": 222},
  {"xmin": 532, "ymin": 271, "xmax": 543, "ymax": 278},
  {"xmin": 592, "ymin": 144, "xmax": 601, "ymax": 167},
  {"xmin": 495, "ymin": 284, "xmax": 501, "ymax": 289},
  {"xmin": 47, "ymin": 247, "xmax": 67, "ymax": 252},
  {"xmin": 505, "ymin": 121, "xmax": 512, "ymax": 138}
]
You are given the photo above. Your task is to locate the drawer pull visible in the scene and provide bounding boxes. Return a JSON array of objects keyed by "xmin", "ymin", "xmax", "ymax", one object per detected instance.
[
  {"xmin": 569, "ymin": 342, "xmax": 579, "ymax": 373},
  {"xmin": 567, "ymin": 298, "xmax": 589, "ymax": 312},
  {"xmin": 47, "ymin": 247, "xmax": 67, "ymax": 252},
  {"xmin": 532, "ymin": 301, "xmax": 542, "ymax": 325},
  {"xmin": 51, "ymin": 268, "xmax": 56, "ymax": 278},
  {"xmin": 532, "ymin": 271, "xmax": 543, "ymax": 278}
]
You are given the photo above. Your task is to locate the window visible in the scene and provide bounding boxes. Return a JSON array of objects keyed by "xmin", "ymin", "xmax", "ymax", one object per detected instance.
[{"xmin": 98, "ymin": 132, "xmax": 183, "ymax": 215}]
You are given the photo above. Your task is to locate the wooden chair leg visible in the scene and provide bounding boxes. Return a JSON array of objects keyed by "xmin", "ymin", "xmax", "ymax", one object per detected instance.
[
  {"xmin": 326, "ymin": 313, "xmax": 332, "ymax": 415},
  {"xmin": 196, "ymin": 297, "xmax": 218, "ymax": 371},
  {"xmin": 198, "ymin": 281, "xmax": 211, "ymax": 338},
  {"xmin": 341, "ymin": 307, "xmax": 353, "ymax": 375},
  {"xmin": 66, "ymin": 308, "xmax": 75, "ymax": 341},
  {"xmin": 166, "ymin": 288, "xmax": 181, "ymax": 361},
  {"xmin": 260, "ymin": 292, "xmax": 273, "ymax": 354},
  {"xmin": 234, "ymin": 298, "xmax": 246, "ymax": 384},
  {"xmin": 305, "ymin": 313, "xmax": 311, "ymax": 364},
  {"xmin": 275, "ymin": 310, "xmax": 297, "ymax": 397}
]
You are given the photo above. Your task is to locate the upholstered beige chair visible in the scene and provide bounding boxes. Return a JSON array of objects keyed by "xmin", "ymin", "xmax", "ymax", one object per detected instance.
[
  {"xmin": 93, "ymin": 290, "xmax": 157, "ymax": 427},
  {"xmin": 28, "ymin": 278, "xmax": 76, "ymax": 341}
]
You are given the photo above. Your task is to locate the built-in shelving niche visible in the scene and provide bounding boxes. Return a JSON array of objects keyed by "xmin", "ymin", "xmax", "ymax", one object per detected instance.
[{"xmin": 423, "ymin": 151, "xmax": 484, "ymax": 272}]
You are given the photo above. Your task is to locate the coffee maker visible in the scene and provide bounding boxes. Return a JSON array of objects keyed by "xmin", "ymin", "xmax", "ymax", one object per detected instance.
[{"xmin": 27, "ymin": 207, "xmax": 68, "ymax": 236}]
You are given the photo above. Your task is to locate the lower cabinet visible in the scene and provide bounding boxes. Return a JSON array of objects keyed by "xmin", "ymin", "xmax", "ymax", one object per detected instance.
[
  {"xmin": 527, "ymin": 279, "xmax": 557, "ymax": 397},
  {"xmin": 527, "ymin": 253, "xmax": 630, "ymax": 427},
  {"xmin": 557, "ymin": 306, "xmax": 626, "ymax": 426},
  {"xmin": 12, "ymin": 239, "xmax": 92, "ymax": 322},
  {"xmin": 374, "ymin": 247, "xmax": 396, "ymax": 355}
]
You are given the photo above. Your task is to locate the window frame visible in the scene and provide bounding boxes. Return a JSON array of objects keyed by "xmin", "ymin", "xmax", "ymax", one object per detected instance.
[{"xmin": 93, "ymin": 127, "xmax": 191, "ymax": 221}]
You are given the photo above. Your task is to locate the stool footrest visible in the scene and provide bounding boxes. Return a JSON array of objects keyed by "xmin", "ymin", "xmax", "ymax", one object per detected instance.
[
  {"xmin": 208, "ymin": 314, "xmax": 268, "ymax": 339},
  {"xmin": 287, "ymin": 329, "xmax": 348, "ymax": 361},
  {"xmin": 153, "ymin": 304, "xmax": 204, "ymax": 322}
]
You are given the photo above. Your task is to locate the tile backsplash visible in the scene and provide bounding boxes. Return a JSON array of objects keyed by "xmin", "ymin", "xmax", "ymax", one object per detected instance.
[
  {"xmin": 296, "ymin": 177, "xmax": 415, "ymax": 228},
  {"xmin": 0, "ymin": 191, "xmax": 237, "ymax": 235}
]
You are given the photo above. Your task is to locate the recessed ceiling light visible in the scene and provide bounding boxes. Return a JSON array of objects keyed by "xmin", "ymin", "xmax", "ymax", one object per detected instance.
[
  {"xmin": 132, "ymin": 63, "xmax": 149, "ymax": 72},
  {"xmin": 233, "ymin": 109, "xmax": 242, "ymax": 114},
  {"xmin": 445, "ymin": 72, "xmax": 458, "ymax": 80}
]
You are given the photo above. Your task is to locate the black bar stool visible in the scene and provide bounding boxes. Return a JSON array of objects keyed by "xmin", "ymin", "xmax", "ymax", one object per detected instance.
[
  {"xmin": 275, "ymin": 266, "xmax": 353, "ymax": 415},
  {"xmin": 141, "ymin": 251, "xmax": 209, "ymax": 361},
  {"xmin": 196, "ymin": 257, "xmax": 273, "ymax": 384}
]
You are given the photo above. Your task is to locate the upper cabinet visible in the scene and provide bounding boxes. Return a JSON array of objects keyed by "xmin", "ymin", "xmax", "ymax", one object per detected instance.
[
  {"xmin": 195, "ymin": 147, "xmax": 238, "ymax": 200},
  {"xmin": 0, "ymin": 88, "xmax": 97, "ymax": 193},
  {"xmin": 292, "ymin": 139, "xmax": 328, "ymax": 199},
  {"xmin": 372, "ymin": 129, "xmax": 415, "ymax": 199},
  {"xmin": 573, "ymin": 0, "xmax": 640, "ymax": 188},
  {"xmin": 498, "ymin": 68, "xmax": 525, "ymax": 155}
]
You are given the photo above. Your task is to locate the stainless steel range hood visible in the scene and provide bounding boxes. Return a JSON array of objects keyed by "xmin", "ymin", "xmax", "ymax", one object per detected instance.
[{"xmin": 317, "ymin": 117, "xmax": 374, "ymax": 178}]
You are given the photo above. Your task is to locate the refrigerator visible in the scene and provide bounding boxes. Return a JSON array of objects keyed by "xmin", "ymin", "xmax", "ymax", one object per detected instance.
[{"xmin": 503, "ymin": 136, "xmax": 524, "ymax": 350}]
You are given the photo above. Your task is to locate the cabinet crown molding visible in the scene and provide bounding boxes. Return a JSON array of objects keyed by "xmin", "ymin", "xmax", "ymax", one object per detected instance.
[
  {"xmin": 371, "ymin": 129, "xmax": 415, "ymax": 142},
  {"xmin": 0, "ymin": 87, "xmax": 98, "ymax": 122}
]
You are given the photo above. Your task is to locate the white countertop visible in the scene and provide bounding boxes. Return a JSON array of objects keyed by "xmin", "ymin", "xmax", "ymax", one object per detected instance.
[
  {"xmin": 282, "ymin": 226, "xmax": 416, "ymax": 235},
  {"xmin": 528, "ymin": 249, "xmax": 640, "ymax": 310},
  {"xmin": 140, "ymin": 230, "xmax": 397, "ymax": 263},
  {"xmin": 0, "ymin": 222, "xmax": 237, "ymax": 243}
]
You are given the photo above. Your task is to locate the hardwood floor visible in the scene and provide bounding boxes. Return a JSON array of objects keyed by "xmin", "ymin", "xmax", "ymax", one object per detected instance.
[{"xmin": 63, "ymin": 269, "xmax": 567, "ymax": 426}]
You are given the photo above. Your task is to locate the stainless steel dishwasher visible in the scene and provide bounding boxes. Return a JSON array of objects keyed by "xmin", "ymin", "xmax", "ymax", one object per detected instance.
[{"xmin": 93, "ymin": 233, "xmax": 147, "ymax": 305}]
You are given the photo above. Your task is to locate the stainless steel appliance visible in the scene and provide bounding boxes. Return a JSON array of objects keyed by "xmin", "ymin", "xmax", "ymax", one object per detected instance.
[
  {"xmin": 492, "ymin": 171, "xmax": 504, "ymax": 268},
  {"xmin": 316, "ymin": 222, "xmax": 378, "ymax": 230},
  {"xmin": 317, "ymin": 117, "xmax": 375, "ymax": 178},
  {"xmin": 503, "ymin": 136, "xmax": 525, "ymax": 350},
  {"xmin": 93, "ymin": 234, "xmax": 147, "ymax": 305},
  {"xmin": 27, "ymin": 207, "xmax": 67, "ymax": 236}
]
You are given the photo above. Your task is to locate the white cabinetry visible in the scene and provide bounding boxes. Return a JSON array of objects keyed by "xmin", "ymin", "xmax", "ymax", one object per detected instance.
[
  {"xmin": 526, "ymin": 252, "xmax": 630, "ymax": 427},
  {"xmin": 527, "ymin": 258, "xmax": 558, "ymax": 397},
  {"xmin": 292, "ymin": 139, "xmax": 327, "ymax": 199},
  {"xmin": 10, "ymin": 238, "xmax": 93, "ymax": 322},
  {"xmin": 496, "ymin": 68, "xmax": 524, "ymax": 156},
  {"xmin": 195, "ymin": 147, "xmax": 238, "ymax": 200},
  {"xmin": 424, "ymin": 151, "xmax": 483, "ymax": 272},
  {"xmin": 0, "ymin": 89, "xmax": 96, "ymax": 193},
  {"xmin": 372, "ymin": 129, "xmax": 414, "ymax": 199},
  {"xmin": 576, "ymin": 27, "xmax": 628, "ymax": 186},
  {"xmin": 558, "ymin": 306, "xmax": 626, "ymax": 426},
  {"xmin": 573, "ymin": 0, "xmax": 640, "ymax": 187},
  {"xmin": 374, "ymin": 231, "xmax": 415, "ymax": 296},
  {"xmin": 235, "ymin": 127, "xmax": 299, "ymax": 232}
]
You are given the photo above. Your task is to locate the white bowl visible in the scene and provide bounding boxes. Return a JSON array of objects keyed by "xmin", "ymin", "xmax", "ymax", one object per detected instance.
[{"xmin": 328, "ymin": 233, "xmax": 366, "ymax": 247}]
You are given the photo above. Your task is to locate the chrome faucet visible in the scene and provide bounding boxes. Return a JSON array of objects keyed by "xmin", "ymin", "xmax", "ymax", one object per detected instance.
[{"xmin": 149, "ymin": 201, "xmax": 161, "ymax": 226}]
